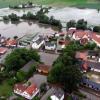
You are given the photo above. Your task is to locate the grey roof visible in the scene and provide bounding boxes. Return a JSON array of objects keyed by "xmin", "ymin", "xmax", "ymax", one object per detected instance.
[
  {"xmin": 52, "ymin": 88, "xmax": 64, "ymax": 99},
  {"xmin": 45, "ymin": 42, "xmax": 55, "ymax": 47},
  {"xmin": 88, "ymin": 50, "xmax": 100, "ymax": 57},
  {"xmin": 35, "ymin": 37, "xmax": 44, "ymax": 45},
  {"xmin": 21, "ymin": 60, "xmax": 35, "ymax": 72},
  {"xmin": 86, "ymin": 61, "xmax": 100, "ymax": 70},
  {"xmin": 82, "ymin": 77, "xmax": 100, "ymax": 90}
]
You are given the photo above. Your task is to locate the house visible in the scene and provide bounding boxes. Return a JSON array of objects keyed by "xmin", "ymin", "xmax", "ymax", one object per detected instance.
[
  {"xmin": 22, "ymin": 84, "xmax": 39, "ymax": 100},
  {"xmin": 6, "ymin": 39, "xmax": 17, "ymax": 47},
  {"xmin": 37, "ymin": 64, "xmax": 51, "ymax": 74},
  {"xmin": 72, "ymin": 30, "xmax": 92, "ymax": 41},
  {"xmin": 57, "ymin": 39, "xmax": 70, "ymax": 51},
  {"xmin": 14, "ymin": 83, "xmax": 39, "ymax": 100},
  {"xmin": 50, "ymin": 88, "xmax": 64, "ymax": 100},
  {"xmin": 45, "ymin": 42, "xmax": 56, "ymax": 51},
  {"xmin": 67, "ymin": 27, "xmax": 76, "ymax": 37},
  {"xmin": 86, "ymin": 61, "xmax": 100, "ymax": 72},
  {"xmin": 92, "ymin": 33, "xmax": 100, "ymax": 47},
  {"xmin": 81, "ymin": 77, "xmax": 100, "ymax": 91},
  {"xmin": 32, "ymin": 36, "xmax": 45, "ymax": 49},
  {"xmin": 14, "ymin": 83, "xmax": 28, "ymax": 95},
  {"xmin": 0, "ymin": 47, "xmax": 8, "ymax": 55},
  {"xmin": 75, "ymin": 51, "xmax": 88, "ymax": 61}
]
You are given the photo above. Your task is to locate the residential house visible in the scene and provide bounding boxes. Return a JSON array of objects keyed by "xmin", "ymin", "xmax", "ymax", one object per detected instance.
[
  {"xmin": 67, "ymin": 27, "xmax": 76, "ymax": 37},
  {"xmin": 0, "ymin": 47, "xmax": 8, "ymax": 55},
  {"xmin": 50, "ymin": 88, "xmax": 64, "ymax": 100},
  {"xmin": 37, "ymin": 64, "xmax": 51, "ymax": 74},
  {"xmin": 45, "ymin": 42, "xmax": 56, "ymax": 51},
  {"xmin": 32, "ymin": 36, "xmax": 44, "ymax": 49},
  {"xmin": 6, "ymin": 39, "xmax": 17, "ymax": 47},
  {"xmin": 22, "ymin": 84, "xmax": 39, "ymax": 100},
  {"xmin": 14, "ymin": 83, "xmax": 39, "ymax": 100},
  {"xmin": 81, "ymin": 77, "xmax": 100, "ymax": 91},
  {"xmin": 92, "ymin": 33, "xmax": 100, "ymax": 47}
]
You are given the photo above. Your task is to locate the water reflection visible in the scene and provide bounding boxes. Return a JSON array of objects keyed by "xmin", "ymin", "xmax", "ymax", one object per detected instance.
[{"xmin": 0, "ymin": 21, "xmax": 58, "ymax": 38}]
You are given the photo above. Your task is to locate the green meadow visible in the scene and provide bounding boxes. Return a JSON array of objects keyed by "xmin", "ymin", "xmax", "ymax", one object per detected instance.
[{"xmin": 0, "ymin": 0, "xmax": 100, "ymax": 8}]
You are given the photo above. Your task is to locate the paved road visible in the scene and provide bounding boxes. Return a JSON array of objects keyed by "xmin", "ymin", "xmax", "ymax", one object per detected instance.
[
  {"xmin": 0, "ymin": 49, "xmax": 12, "ymax": 63},
  {"xmin": 79, "ymin": 88, "xmax": 100, "ymax": 100},
  {"xmin": 41, "ymin": 88, "xmax": 54, "ymax": 100}
]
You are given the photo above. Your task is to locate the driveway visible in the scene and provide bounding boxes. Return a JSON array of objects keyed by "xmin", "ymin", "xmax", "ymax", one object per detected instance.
[
  {"xmin": 28, "ymin": 74, "xmax": 47, "ymax": 88},
  {"xmin": 39, "ymin": 52, "xmax": 59, "ymax": 65}
]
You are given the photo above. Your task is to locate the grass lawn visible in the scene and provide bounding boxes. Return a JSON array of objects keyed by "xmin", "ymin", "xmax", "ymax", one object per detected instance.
[
  {"xmin": 0, "ymin": 80, "xmax": 13, "ymax": 97},
  {"xmin": 0, "ymin": 0, "xmax": 100, "ymax": 8}
]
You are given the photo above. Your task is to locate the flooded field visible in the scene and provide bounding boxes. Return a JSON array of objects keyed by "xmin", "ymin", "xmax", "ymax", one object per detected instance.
[
  {"xmin": 0, "ymin": 7, "xmax": 100, "ymax": 38},
  {"xmin": 0, "ymin": 21, "xmax": 58, "ymax": 38}
]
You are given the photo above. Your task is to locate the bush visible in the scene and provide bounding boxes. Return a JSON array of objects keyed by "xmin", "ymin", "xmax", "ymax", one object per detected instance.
[
  {"xmin": 8, "ymin": 13, "xmax": 19, "ymax": 21},
  {"xmin": 16, "ymin": 70, "xmax": 27, "ymax": 82},
  {"xmin": 40, "ymin": 83, "xmax": 47, "ymax": 93},
  {"xmin": 7, "ymin": 77, "xmax": 17, "ymax": 85},
  {"xmin": 27, "ymin": 65, "xmax": 36, "ymax": 78},
  {"xmin": 3, "ymin": 16, "xmax": 9, "ymax": 20}
]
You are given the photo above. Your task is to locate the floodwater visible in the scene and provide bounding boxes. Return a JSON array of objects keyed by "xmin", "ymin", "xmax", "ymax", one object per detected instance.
[
  {"xmin": 0, "ymin": 21, "xmax": 58, "ymax": 38},
  {"xmin": 0, "ymin": 7, "xmax": 100, "ymax": 25},
  {"xmin": 0, "ymin": 7, "xmax": 100, "ymax": 37}
]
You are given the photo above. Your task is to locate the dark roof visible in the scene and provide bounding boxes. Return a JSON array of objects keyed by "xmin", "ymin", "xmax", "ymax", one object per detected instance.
[
  {"xmin": 21, "ymin": 60, "xmax": 35, "ymax": 72},
  {"xmin": 88, "ymin": 50, "xmax": 100, "ymax": 57},
  {"xmin": 36, "ymin": 37, "xmax": 44, "ymax": 45},
  {"xmin": 45, "ymin": 42, "xmax": 55, "ymax": 47},
  {"xmin": 86, "ymin": 61, "xmax": 100, "ymax": 70},
  {"xmin": 82, "ymin": 77, "xmax": 100, "ymax": 90},
  {"xmin": 52, "ymin": 88, "xmax": 64, "ymax": 99}
]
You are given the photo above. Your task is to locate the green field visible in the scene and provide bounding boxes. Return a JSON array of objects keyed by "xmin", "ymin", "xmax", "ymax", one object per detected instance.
[{"xmin": 0, "ymin": 0, "xmax": 100, "ymax": 8}]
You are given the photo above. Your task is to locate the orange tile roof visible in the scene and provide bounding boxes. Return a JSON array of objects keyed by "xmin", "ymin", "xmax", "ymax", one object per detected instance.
[
  {"xmin": 25, "ymin": 84, "xmax": 37, "ymax": 96},
  {"xmin": 92, "ymin": 33, "xmax": 100, "ymax": 44},
  {"xmin": 0, "ymin": 47, "xmax": 8, "ymax": 54},
  {"xmin": 6, "ymin": 39, "xmax": 17, "ymax": 46},
  {"xmin": 14, "ymin": 84, "xmax": 27, "ymax": 92},
  {"xmin": 74, "ymin": 30, "xmax": 87, "ymax": 38}
]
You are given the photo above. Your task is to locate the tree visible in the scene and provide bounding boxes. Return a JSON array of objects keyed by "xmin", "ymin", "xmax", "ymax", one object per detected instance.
[
  {"xmin": 93, "ymin": 26, "xmax": 100, "ymax": 33},
  {"xmin": 5, "ymin": 48, "xmax": 40, "ymax": 71},
  {"xmin": 40, "ymin": 83, "xmax": 47, "ymax": 93},
  {"xmin": 84, "ymin": 42, "xmax": 96, "ymax": 50},
  {"xmin": 8, "ymin": 13, "xmax": 19, "ymax": 21},
  {"xmin": 76, "ymin": 19, "xmax": 87, "ymax": 30},
  {"xmin": 16, "ymin": 70, "xmax": 27, "ymax": 82},
  {"xmin": 48, "ymin": 43, "xmax": 83, "ymax": 93},
  {"xmin": 67, "ymin": 20, "xmax": 76, "ymax": 29}
]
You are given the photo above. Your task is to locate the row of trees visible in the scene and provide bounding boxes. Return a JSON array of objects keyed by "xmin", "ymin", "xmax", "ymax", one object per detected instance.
[
  {"xmin": 3, "ymin": 7, "xmax": 62, "ymax": 29},
  {"xmin": 47, "ymin": 42, "xmax": 83, "ymax": 93},
  {"xmin": 67, "ymin": 19, "xmax": 100, "ymax": 33},
  {"xmin": 67, "ymin": 19, "xmax": 87, "ymax": 30}
]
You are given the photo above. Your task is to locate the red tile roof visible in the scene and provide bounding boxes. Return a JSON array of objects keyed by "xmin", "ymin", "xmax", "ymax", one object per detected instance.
[
  {"xmin": 6, "ymin": 39, "xmax": 17, "ymax": 46},
  {"xmin": 74, "ymin": 30, "xmax": 88, "ymax": 38},
  {"xmin": 82, "ymin": 62, "xmax": 88, "ymax": 70},
  {"xmin": 92, "ymin": 33, "xmax": 100, "ymax": 44},
  {"xmin": 75, "ymin": 51, "xmax": 87, "ymax": 60},
  {"xmin": 0, "ymin": 47, "xmax": 8, "ymax": 54},
  {"xmin": 37, "ymin": 64, "xmax": 50, "ymax": 73},
  {"xmin": 14, "ymin": 84, "xmax": 27, "ymax": 92},
  {"xmin": 25, "ymin": 84, "xmax": 37, "ymax": 96}
]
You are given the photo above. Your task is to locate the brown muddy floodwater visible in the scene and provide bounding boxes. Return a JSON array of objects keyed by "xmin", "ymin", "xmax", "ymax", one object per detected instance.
[{"xmin": 0, "ymin": 21, "xmax": 58, "ymax": 38}]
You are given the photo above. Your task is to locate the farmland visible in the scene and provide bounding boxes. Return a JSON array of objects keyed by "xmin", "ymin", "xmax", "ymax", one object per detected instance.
[{"xmin": 0, "ymin": 0, "xmax": 100, "ymax": 8}]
